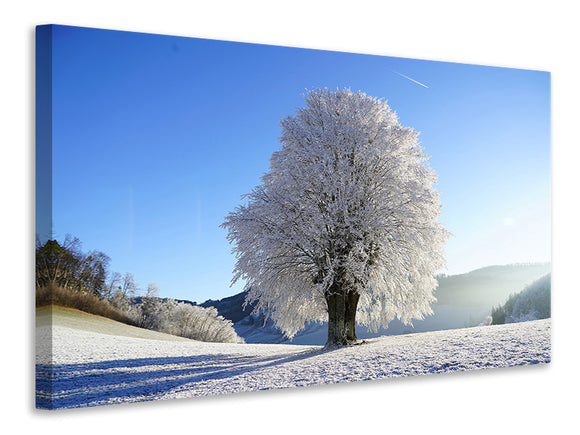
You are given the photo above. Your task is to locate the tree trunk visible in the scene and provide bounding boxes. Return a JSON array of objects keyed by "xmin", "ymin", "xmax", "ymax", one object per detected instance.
[
  {"xmin": 325, "ymin": 287, "xmax": 360, "ymax": 347},
  {"xmin": 345, "ymin": 290, "xmax": 359, "ymax": 342}
]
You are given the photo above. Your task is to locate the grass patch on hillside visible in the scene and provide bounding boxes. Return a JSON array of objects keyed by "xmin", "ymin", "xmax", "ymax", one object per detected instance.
[
  {"xmin": 36, "ymin": 284, "xmax": 137, "ymax": 326},
  {"xmin": 36, "ymin": 305, "xmax": 193, "ymax": 341}
]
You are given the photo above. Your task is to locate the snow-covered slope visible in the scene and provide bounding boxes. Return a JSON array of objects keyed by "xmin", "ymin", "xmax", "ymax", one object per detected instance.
[
  {"xmin": 36, "ymin": 306, "xmax": 192, "ymax": 342},
  {"xmin": 36, "ymin": 308, "xmax": 550, "ymax": 409}
]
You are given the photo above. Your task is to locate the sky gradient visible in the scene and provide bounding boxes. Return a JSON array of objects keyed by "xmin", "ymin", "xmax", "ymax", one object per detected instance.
[{"xmin": 43, "ymin": 25, "xmax": 551, "ymax": 302}]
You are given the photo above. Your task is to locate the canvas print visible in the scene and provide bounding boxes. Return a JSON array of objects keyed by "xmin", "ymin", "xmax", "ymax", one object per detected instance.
[{"xmin": 35, "ymin": 24, "xmax": 551, "ymax": 410}]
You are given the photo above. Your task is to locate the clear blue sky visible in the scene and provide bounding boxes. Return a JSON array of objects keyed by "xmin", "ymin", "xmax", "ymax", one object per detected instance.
[{"xmin": 46, "ymin": 25, "xmax": 551, "ymax": 302}]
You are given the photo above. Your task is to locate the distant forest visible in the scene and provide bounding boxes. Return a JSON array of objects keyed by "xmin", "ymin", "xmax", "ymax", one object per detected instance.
[{"xmin": 491, "ymin": 273, "xmax": 551, "ymax": 324}]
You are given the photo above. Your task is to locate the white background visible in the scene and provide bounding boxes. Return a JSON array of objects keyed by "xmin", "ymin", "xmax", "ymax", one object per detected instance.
[{"xmin": 1, "ymin": 1, "xmax": 577, "ymax": 433}]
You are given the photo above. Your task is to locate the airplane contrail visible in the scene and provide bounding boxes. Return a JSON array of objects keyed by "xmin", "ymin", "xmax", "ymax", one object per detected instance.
[{"xmin": 391, "ymin": 70, "xmax": 429, "ymax": 88}]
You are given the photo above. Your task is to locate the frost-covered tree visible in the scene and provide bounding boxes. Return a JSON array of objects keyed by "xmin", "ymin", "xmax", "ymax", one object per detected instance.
[
  {"xmin": 139, "ymin": 299, "xmax": 244, "ymax": 343},
  {"xmin": 140, "ymin": 282, "xmax": 161, "ymax": 329},
  {"xmin": 109, "ymin": 292, "xmax": 244, "ymax": 343},
  {"xmin": 222, "ymin": 88, "xmax": 449, "ymax": 346}
]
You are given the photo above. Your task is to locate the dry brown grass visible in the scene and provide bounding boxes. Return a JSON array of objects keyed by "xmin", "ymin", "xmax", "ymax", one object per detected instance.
[{"xmin": 36, "ymin": 284, "xmax": 137, "ymax": 326}]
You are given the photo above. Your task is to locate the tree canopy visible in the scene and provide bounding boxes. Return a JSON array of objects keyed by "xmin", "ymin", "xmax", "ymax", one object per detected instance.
[
  {"xmin": 36, "ymin": 235, "xmax": 110, "ymax": 296},
  {"xmin": 222, "ymin": 88, "xmax": 449, "ymax": 346}
]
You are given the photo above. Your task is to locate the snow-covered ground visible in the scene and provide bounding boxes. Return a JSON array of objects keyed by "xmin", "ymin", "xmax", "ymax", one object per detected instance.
[{"xmin": 36, "ymin": 312, "xmax": 550, "ymax": 409}]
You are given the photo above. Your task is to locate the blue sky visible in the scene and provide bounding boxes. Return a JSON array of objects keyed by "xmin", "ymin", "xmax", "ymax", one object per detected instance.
[{"xmin": 45, "ymin": 25, "xmax": 551, "ymax": 302}]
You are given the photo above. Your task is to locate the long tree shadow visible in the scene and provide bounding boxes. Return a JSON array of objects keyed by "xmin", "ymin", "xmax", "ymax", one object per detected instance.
[{"xmin": 36, "ymin": 348, "xmax": 324, "ymax": 409}]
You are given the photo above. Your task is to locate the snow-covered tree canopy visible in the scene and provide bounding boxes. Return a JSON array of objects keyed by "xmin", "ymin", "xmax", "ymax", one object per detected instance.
[{"xmin": 222, "ymin": 88, "xmax": 449, "ymax": 344}]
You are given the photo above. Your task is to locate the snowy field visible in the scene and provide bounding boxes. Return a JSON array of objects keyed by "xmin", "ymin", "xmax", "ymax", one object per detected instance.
[{"xmin": 36, "ymin": 309, "xmax": 550, "ymax": 410}]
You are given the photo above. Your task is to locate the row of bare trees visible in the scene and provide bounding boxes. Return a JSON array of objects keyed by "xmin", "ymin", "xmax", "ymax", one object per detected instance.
[{"xmin": 107, "ymin": 281, "xmax": 244, "ymax": 343}]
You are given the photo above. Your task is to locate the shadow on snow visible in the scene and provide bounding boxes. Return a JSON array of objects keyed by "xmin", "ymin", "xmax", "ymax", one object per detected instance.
[{"xmin": 36, "ymin": 349, "xmax": 323, "ymax": 409}]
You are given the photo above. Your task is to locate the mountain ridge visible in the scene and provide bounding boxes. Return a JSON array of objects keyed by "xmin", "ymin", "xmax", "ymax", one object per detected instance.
[{"xmin": 197, "ymin": 262, "xmax": 551, "ymax": 345}]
